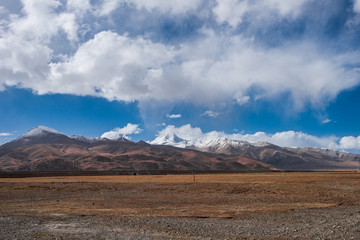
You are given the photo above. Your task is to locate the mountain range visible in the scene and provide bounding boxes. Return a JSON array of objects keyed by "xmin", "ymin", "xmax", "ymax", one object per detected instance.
[{"xmin": 0, "ymin": 126, "xmax": 359, "ymax": 172}]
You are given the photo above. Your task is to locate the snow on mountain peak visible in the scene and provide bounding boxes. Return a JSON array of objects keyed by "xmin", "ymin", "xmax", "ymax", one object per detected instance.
[
  {"xmin": 151, "ymin": 133, "xmax": 191, "ymax": 148},
  {"xmin": 200, "ymin": 138, "xmax": 247, "ymax": 148},
  {"xmin": 19, "ymin": 126, "xmax": 64, "ymax": 138}
]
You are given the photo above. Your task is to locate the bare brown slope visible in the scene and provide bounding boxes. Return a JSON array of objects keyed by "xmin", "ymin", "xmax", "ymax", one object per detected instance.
[{"xmin": 0, "ymin": 142, "xmax": 275, "ymax": 172}]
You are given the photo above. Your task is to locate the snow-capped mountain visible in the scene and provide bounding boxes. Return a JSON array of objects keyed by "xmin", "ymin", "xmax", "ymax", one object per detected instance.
[
  {"xmin": 151, "ymin": 135, "xmax": 276, "ymax": 154},
  {"xmin": 199, "ymin": 138, "xmax": 254, "ymax": 155},
  {"xmin": 151, "ymin": 133, "xmax": 192, "ymax": 148},
  {"xmin": 0, "ymin": 126, "xmax": 133, "ymax": 150},
  {"xmin": 19, "ymin": 126, "xmax": 64, "ymax": 139},
  {"xmin": 70, "ymin": 135, "xmax": 131, "ymax": 143},
  {"xmin": 0, "ymin": 126, "xmax": 272, "ymax": 172},
  {"xmin": 151, "ymin": 135, "xmax": 360, "ymax": 170},
  {"xmin": 0, "ymin": 126, "xmax": 72, "ymax": 149},
  {"xmin": 0, "ymin": 126, "xmax": 358, "ymax": 172}
]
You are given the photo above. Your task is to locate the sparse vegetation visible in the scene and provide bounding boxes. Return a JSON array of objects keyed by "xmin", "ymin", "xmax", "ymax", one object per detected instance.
[{"xmin": 0, "ymin": 172, "xmax": 359, "ymax": 239}]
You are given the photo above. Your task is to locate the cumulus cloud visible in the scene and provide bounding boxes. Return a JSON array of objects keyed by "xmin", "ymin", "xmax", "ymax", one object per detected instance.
[
  {"xmin": 151, "ymin": 124, "xmax": 346, "ymax": 150},
  {"xmin": 8, "ymin": 0, "xmax": 79, "ymax": 43},
  {"xmin": 0, "ymin": 35, "xmax": 52, "ymax": 89},
  {"xmin": 176, "ymin": 31, "xmax": 359, "ymax": 109},
  {"xmin": 0, "ymin": 0, "xmax": 359, "ymax": 112},
  {"xmin": 1, "ymin": 27, "xmax": 358, "ymax": 110},
  {"xmin": 167, "ymin": 114, "xmax": 182, "ymax": 119},
  {"xmin": 46, "ymin": 31, "xmax": 175, "ymax": 101},
  {"xmin": 101, "ymin": 123, "xmax": 142, "ymax": 140},
  {"xmin": 43, "ymin": 29, "xmax": 358, "ymax": 108},
  {"xmin": 339, "ymin": 136, "xmax": 360, "ymax": 149}
]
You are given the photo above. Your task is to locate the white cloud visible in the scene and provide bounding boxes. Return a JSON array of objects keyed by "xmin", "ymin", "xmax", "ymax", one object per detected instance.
[
  {"xmin": 339, "ymin": 136, "xmax": 360, "ymax": 149},
  {"xmin": 151, "ymin": 124, "xmax": 344, "ymax": 150},
  {"xmin": 264, "ymin": 0, "xmax": 310, "ymax": 16},
  {"xmin": 213, "ymin": 0, "xmax": 249, "ymax": 27},
  {"xmin": 354, "ymin": 0, "xmax": 360, "ymax": 13},
  {"xmin": 101, "ymin": 123, "xmax": 142, "ymax": 140},
  {"xmin": 9, "ymin": 0, "xmax": 78, "ymax": 43},
  {"xmin": 96, "ymin": 0, "xmax": 122, "ymax": 16},
  {"xmin": 1, "ymin": 28, "xmax": 358, "ymax": 110},
  {"xmin": 167, "ymin": 114, "xmax": 182, "ymax": 119},
  {"xmin": 176, "ymin": 31, "xmax": 359, "ymax": 109},
  {"xmin": 0, "ymin": 35, "xmax": 52, "ymax": 88},
  {"xmin": 126, "ymin": 0, "xmax": 203, "ymax": 14},
  {"xmin": 201, "ymin": 110, "xmax": 219, "ymax": 118},
  {"xmin": 322, "ymin": 118, "xmax": 332, "ymax": 124},
  {"xmin": 0, "ymin": 0, "xmax": 359, "ymax": 113},
  {"xmin": 77, "ymin": 0, "xmax": 204, "ymax": 16},
  {"xmin": 235, "ymin": 95, "xmax": 250, "ymax": 105},
  {"xmin": 56, "ymin": 13, "xmax": 79, "ymax": 42},
  {"xmin": 270, "ymin": 131, "xmax": 338, "ymax": 149},
  {"xmin": 67, "ymin": 0, "xmax": 91, "ymax": 14},
  {"xmin": 0, "ymin": 133, "xmax": 12, "ymax": 137},
  {"xmin": 46, "ymin": 31, "xmax": 175, "ymax": 101},
  {"xmin": 213, "ymin": 0, "xmax": 311, "ymax": 27}
]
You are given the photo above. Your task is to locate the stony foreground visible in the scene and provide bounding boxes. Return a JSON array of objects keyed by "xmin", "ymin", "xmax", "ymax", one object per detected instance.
[{"xmin": 0, "ymin": 172, "xmax": 359, "ymax": 239}]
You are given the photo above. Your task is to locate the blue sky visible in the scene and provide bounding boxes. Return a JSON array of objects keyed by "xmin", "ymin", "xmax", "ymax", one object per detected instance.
[{"xmin": 1, "ymin": 0, "xmax": 360, "ymax": 151}]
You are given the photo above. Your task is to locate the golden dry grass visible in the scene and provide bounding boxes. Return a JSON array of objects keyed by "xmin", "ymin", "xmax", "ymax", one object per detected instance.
[
  {"xmin": 1, "ymin": 171, "xmax": 358, "ymax": 183},
  {"xmin": 1, "ymin": 172, "xmax": 359, "ymax": 219}
]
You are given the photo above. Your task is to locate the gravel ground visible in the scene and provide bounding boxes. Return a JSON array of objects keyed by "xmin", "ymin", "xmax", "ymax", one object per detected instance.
[
  {"xmin": 1, "ymin": 206, "xmax": 359, "ymax": 239},
  {"xmin": 1, "ymin": 173, "xmax": 360, "ymax": 239}
]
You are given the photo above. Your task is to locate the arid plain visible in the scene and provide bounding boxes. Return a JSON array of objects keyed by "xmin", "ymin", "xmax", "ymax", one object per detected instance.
[{"xmin": 1, "ymin": 172, "xmax": 360, "ymax": 239}]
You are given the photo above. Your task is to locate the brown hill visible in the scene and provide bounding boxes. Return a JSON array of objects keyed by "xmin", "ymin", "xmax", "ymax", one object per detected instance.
[{"xmin": 198, "ymin": 139, "xmax": 359, "ymax": 171}]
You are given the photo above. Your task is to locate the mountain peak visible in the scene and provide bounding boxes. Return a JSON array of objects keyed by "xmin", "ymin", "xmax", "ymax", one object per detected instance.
[
  {"xmin": 116, "ymin": 136, "xmax": 132, "ymax": 142},
  {"xmin": 19, "ymin": 126, "xmax": 64, "ymax": 139},
  {"xmin": 151, "ymin": 133, "xmax": 190, "ymax": 148}
]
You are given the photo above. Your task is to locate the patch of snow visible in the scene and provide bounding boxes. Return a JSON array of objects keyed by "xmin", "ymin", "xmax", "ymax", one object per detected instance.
[
  {"xmin": 199, "ymin": 138, "xmax": 249, "ymax": 148},
  {"xmin": 19, "ymin": 126, "xmax": 64, "ymax": 138},
  {"xmin": 71, "ymin": 135, "xmax": 93, "ymax": 142},
  {"xmin": 252, "ymin": 141, "xmax": 271, "ymax": 147}
]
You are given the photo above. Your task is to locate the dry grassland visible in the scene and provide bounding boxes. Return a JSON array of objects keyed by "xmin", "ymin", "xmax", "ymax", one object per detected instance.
[{"xmin": 1, "ymin": 172, "xmax": 359, "ymax": 219}]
